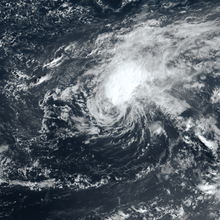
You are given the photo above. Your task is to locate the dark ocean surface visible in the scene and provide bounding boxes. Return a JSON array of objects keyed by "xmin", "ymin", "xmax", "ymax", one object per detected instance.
[{"xmin": 1, "ymin": 0, "xmax": 220, "ymax": 219}]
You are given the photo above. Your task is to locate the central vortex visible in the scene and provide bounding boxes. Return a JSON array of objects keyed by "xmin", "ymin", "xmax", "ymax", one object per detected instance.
[{"xmin": 104, "ymin": 62, "xmax": 147, "ymax": 106}]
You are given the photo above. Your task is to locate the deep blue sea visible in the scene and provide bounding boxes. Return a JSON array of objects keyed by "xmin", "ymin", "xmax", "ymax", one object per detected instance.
[{"xmin": 1, "ymin": 0, "xmax": 220, "ymax": 219}]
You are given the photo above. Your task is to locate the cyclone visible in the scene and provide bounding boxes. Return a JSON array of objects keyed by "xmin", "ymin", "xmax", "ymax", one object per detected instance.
[
  {"xmin": 2, "ymin": 0, "xmax": 220, "ymax": 219},
  {"xmin": 85, "ymin": 21, "xmax": 203, "ymax": 132},
  {"xmin": 87, "ymin": 61, "xmax": 148, "ymax": 128}
]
